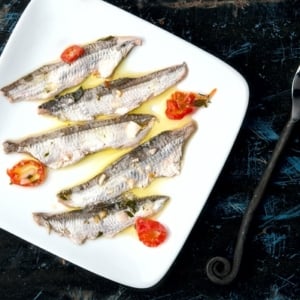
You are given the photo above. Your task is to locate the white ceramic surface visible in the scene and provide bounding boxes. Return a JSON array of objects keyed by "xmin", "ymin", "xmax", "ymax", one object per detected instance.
[{"xmin": 0, "ymin": 0, "xmax": 249, "ymax": 288}]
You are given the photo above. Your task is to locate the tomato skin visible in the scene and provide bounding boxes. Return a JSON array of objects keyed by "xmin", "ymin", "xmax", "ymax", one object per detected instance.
[
  {"xmin": 172, "ymin": 91, "xmax": 196, "ymax": 106},
  {"xmin": 165, "ymin": 91, "xmax": 197, "ymax": 120},
  {"xmin": 60, "ymin": 45, "xmax": 85, "ymax": 64},
  {"xmin": 166, "ymin": 99, "xmax": 195, "ymax": 120},
  {"xmin": 165, "ymin": 89, "xmax": 216, "ymax": 120},
  {"xmin": 135, "ymin": 217, "xmax": 167, "ymax": 247},
  {"xmin": 7, "ymin": 159, "xmax": 46, "ymax": 187}
]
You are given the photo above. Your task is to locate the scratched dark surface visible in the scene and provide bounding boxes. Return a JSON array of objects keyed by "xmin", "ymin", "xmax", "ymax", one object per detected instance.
[{"xmin": 0, "ymin": 0, "xmax": 300, "ymax": 299}]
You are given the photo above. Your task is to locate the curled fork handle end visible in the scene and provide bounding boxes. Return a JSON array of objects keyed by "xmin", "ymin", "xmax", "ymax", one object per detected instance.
[{"xmin": 206, "ymin": 118, "xmax": 297, "ymax": 285}]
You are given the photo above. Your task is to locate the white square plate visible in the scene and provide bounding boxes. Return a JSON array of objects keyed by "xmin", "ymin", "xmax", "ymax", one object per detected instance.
[{"xmin": 0, "ymin": 0, "xmax": 249, "ymax": 288}]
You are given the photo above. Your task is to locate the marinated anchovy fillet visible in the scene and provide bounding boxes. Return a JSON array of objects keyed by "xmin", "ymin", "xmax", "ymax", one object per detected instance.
[
  {"xmin": 3, "ymin": 114, "xmax": 155, "ymax": 169},
  {"xmin": 58, "ymin": 121, "xmax": 196, "ymax": 208},
  {"xmin": 1, "ymin": 36, "xmax": 142, "ymax": 102},
  {"xmin": 33, "ymin": 194, "xmax": 169, "ymax": 244},
  {"xmin": 38, "ymin": 63, "xmax": 188, "ymax": 121}
]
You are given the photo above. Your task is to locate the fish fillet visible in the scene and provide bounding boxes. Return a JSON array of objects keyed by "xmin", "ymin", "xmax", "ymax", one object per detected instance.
[
  {"xmin": 1, "ymin": 36, "xmax": 142, "ymax": 102},
  {"xmin": 33, "ymin": 193, "xmax": 169, "ymax": 244},
  {"xmin": 3, "ymin": 114, "xmax": 155, "ymax": 169},
  {"xmin": 58, "ymin": 121, "xmax": 196, "ymax": 208},
  {"xmin": 38, "ymin": 62, "xmax": 188, "ymax": 121}
]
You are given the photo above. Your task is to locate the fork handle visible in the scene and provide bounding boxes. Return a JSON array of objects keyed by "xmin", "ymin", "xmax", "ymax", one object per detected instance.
[{"xmin": 206, "ymin": 117, "xmax": 297, "ymax": 285}]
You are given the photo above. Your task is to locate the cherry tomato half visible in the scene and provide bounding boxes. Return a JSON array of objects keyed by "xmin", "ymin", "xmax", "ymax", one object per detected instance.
[
  {"xmin": 135, "ymin": 217, "xmax": 168, "ymax": 247},
  {"xmin": 165, "ymin": 91, "xmax": 197, "ymax": 120},
  {"xmin": 7, "ymin": 159, "xmax": 47, "ymax": 187},
  {"xmin": 60, "ymin": 45, "xmax": 85, "ymax": 64},
  {"xmin": 165, "ymin": 98, "xmax": 195, "ymax": 120},
  {"xmin": 165, "ymin": 89, "xmax": 217, "ymax": 120}
]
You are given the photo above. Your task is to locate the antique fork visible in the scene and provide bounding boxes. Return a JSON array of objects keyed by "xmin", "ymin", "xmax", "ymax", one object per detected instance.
[{"xmin": 206, "ymin": 65, "xmax": 300, "ymax": 285}]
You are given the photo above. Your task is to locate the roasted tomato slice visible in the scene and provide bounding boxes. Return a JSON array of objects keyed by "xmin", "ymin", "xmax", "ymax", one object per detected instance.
[
  {"xmin": 7, "ymin": 159, "xmax": 46, "ymax": 187},
  {"xmin": 135, "ymin": 217, "xmax": 168, "ymax": 247},
  {"xmin": 165, "ymin": 89, "xmax": 217, "ymax": 120},
  {"xmin": 165, "ymin": 91, "xmax": 197, "ymax": 120},
  {"xmin": 60, "ymin": 45, "xmax": 85, "ymax": 64},
  {"xmin": 166, "ymin": 98, "xmax": 195, "ymax": 120}
]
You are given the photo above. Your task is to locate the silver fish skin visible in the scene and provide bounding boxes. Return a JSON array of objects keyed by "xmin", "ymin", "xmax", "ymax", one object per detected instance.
[
  {"xmin": 3, "ymin": 114, "xmax": 155, "ymax": 169},
  {"xmin": 38, "ymin": 62, "xmax": 188, "ymax": 121},
  {"xmin": 58, "ymin": 121, "xmax": 196, "ymax": 208},
  {"xmin": 33, "ymin": 194, "xmax": 169, "ymax": 244},
  {"xmin": 1, "ymin": 36, "xmax": 142, "ymax": 102}
]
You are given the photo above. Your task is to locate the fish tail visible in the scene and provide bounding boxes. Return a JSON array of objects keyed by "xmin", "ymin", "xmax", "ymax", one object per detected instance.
[
  {"xmin": 32, "ymin": 213, "xmax": 52, "ymax": 233},
  {"xmin": 3, "ymin": 140, "xmax": 20, "ymax": 153},
  {"xmin": 1, "ymin": 86, "xmax": 13, "ymax": 102},
  {"xmin": 32, "ymin": 212, "xmax": 45, "ymax": 226}
]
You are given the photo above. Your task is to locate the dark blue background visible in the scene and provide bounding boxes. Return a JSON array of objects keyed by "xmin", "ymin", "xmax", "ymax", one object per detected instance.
[{"xmin": 0, "ymin": 1, "xmax": 299, "ymax": 299}]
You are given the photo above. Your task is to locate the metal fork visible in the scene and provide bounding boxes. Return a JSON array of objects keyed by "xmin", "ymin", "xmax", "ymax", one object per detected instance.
[{"xmin": 206, "ymin": 65, "xmax": 300, "ymax": 285}]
